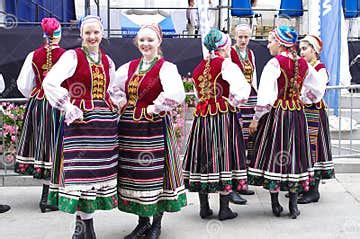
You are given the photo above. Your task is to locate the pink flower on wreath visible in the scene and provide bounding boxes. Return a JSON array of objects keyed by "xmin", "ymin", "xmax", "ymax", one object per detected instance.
[
  {"xmin": 4, "ymin": 124, "xmax": 16, "ymax": 135},
  {"xmin": 7, "ymin": 104, "xmax": 15, "ymax": 110},
  {"xmin": 35, "ymin": 167, "xmax": 42, "ymax": 173},
  {"xmin": 11, "ymin": 135, "xmax": 16, "ymax": 142}
]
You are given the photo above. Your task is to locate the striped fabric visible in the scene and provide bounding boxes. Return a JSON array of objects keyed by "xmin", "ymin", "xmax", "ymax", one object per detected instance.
[
  {"xmin": 304, "ymin": 105, "xmax": 320, "ymax": 164},
  {"xmin": 48, "ymin": 100, "xmax": 119, "ymax": 214},
  {"xmin": 183, "ymin": 111, "xmax": 248, "ymax": 193},
  {"xmin": 15, "ymin": 97, "xmax": 62, "ymax": 180},
  {"xmin": 314, "ymin": 108, "xmax": 335, "ymax": 179},
  {"xmin": 239, "ymin": 87, "xmax": 257, "ymax": 164},
  {"xmin": 117, "ymin": 108, "xmax": 187, "ymax": 217},
  {"xmin": 248, "ymin": 107, "xmax": 314, "ymax": 193}
]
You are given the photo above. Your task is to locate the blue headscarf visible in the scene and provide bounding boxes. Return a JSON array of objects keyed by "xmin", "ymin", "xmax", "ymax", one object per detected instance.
[
  {"xmin": 203, "ymin": 28, "xmax": 230, "ymax": 52},
  {"xmin": 272, "ymin": 25, "xmax": 298, "ymax": 47}
]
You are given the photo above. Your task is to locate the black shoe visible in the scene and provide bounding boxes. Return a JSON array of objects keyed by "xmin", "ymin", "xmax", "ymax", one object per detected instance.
[
  {"xmin": 238, "ymin": 189, "xmax": 255, "ymax": 195},
  {"xmin": 289, "ymin": 192, "xmax": 300, "ymax": 219},
  {"xmin": 72, "ymin": 216, "xmax": 85, "ymax": 239},
  {"xmin": 298, "ymin": 179, "xmax": 320, "ymax": 204},
  {"xmin": 199, "ymin": 193, "xmax": 213, "ymax": 219},
  {"xmin": 84, "ymin": 218, "xmax": 96, "ymax": 239},
  {"xmin": 145, "ymin": 213, "xmax": 163, "ymax": 239},
  {"xmin": 297, "ymin": 190, "xmax": 320, "ymax": 204},
  {"xmin": 0, "ymin": 204, "xmax": 10, "ymax": 213},
  {"xmin": 218, "ymin": 194, "xmax": 238, "ymax": 221},
  {"xmin": 229, "ymin": 191, "xmax": 247, "ymax": 205},
  {"xmin": 270, "ymin": 193, "xmax": 283, "ymax": 217},
  {"xmin": 125, "ymin": 217, "xmax": 151, "ymax": 239},
  {"xmin": 72, "ymin": 216, "xmax": 96, "ymax": 239},
  {"xmin": 285, "ymin": 192, "xmax": 303, "ymax": 198},
  {"xmin": 39, "ymin": 184, "xmax": 58, "ymax": 213}
]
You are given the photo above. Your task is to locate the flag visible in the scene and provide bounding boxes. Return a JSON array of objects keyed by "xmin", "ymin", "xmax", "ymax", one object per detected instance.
[{"xmin": 309, "ymin": 0, "xmax": 351, "ymax": 115}]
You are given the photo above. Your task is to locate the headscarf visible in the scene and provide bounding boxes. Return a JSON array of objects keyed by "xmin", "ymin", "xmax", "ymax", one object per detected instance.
[
  {"xmin": 301, "ymin": 35, "xmax": 323, "ymax": 54},
  {"xmin": 203, "ymin": 28, "xmax": 230, "ymax": 52},
  {"xmin": 271, "ymin": 25, "xmax": 298, "ymax": 47},
  {"xmin": 79, "ymin": 15, "xmax": 103, "ymax": 34},
  {"xmin": 235, "ymin": 23, "xmax": 251, "ymax": 35},
  {"xmin": 41, "ymin": 18, "xmax": 61, "ymax": 39},
  {"xmin": 138, "ymin": 23, "xmax": 163, "ymax": 42}
]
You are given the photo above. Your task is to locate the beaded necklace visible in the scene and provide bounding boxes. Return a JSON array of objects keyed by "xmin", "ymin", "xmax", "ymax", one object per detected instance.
[
  {"xmin": 310, "ymin": 58, "xmax": 318, "ymax": 67},
  {"xmin": 82, "ymin": 46, "xmax": 101, "ymax": 64},
  {"xmin": 235, "ymin": 45, "xmax": 248, "ymax": 61},
  {"xmin": 138, "ymin": 56, "xmax": 158, "ymax": 74}
]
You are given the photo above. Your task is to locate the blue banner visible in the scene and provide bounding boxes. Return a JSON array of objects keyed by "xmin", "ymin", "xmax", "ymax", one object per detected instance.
[{"xmin": 320, "ymin": 0, "xmax": 342, "ymax": 115}]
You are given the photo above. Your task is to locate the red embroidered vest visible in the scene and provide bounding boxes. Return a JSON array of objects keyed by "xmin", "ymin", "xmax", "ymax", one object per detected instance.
[
  {"xmin": 125, "ymin": 58, "xmax": 167, "ymax": 120},
  {"xmin": 30, "ymin": 46, "xmax": 66, "ymax": 99},
  {"xmin": 192, "ymin": 57, "xmax": 236, "ymax": 117},
  {"xmin": 274, "ymin": 55, "xmax": 309, "ymax": 110},
  {"xmin": 63, "ymin": 48, "xmax": 112, "ymax": 111},
  {"xmin": 230, "ymin": 47, "xmax": 254, "ymax": 84}
]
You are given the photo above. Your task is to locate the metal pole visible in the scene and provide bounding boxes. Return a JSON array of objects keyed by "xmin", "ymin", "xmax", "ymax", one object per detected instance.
[
  {"xmin": 338, "ymin": 89, "xmax": 342, "ymax": 156},
  {"xmin": 85, "ymin": 0, "xmax": 91, "ymax": 15},
  {"xmin": 107, "ymin": 0, "xmax": 110, "ymax": 39},
  {"xmin": 218, "ymin": 0, "xmax": 222, "ymax": 30},
  {"xmin": 350, "ymin": 89, "xmax": 353, "ymax": 153},
  {"xmin": 94, "ymin": 0, "xmax": 100, "ymax": 17},
  {"xmin": 227, "ymin": 0, "xmax": 230, "ymax": 33}
]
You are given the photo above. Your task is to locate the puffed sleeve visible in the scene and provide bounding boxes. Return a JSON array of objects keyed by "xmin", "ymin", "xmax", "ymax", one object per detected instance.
[
  {"xmin": 17, "ymin": 51, "xmax": 36, "ymax": 98},
  {"xmin": 254, "ymin": 57, "xmax": 280, "ymax": 120},
  {"xmin": 149, "ymin": 61, "xmax": 185, "ymax": 113},
  {"xmin": 107, "ymin": 57, "xmax": 128, "ymax": 107},
  {"xmin": 221, "ymin": 58, "xmax": 250, "ymax": 102},
  {"xmin": 43, "ymin": 49, "xmax": 77, "ymax": 111},
  {"xmin": 300, "ymin": 63, "xmax": 327, "ymax": 104}
]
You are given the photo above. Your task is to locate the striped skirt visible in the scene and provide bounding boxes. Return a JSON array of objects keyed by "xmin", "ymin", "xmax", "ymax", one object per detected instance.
[
  {"xmin": 15, "ymin": 97, "xmax": 62, "ymax": 180},
  {"xmin": 248, "ymin": 106, "xmax": 314, "ymax": 193},
  {"xmin": 117, "ymin": 108, "xmax": 187, "ymax": 217},
  {"xmin": 48, "ymin": 101, "xmax": 119, "ymax": 214},
  {"xmin": 313, "ymin": 108, "xmax": 334, "ymax": 180},
  {"xmin": 239, "ymin": 87, "xmax": 257, "ymax": 164},
  {"xmin": 239, "ymin": 87, "xmax": 257, "ymax": 148},
  {"xmin": 183, "ymin": 111, "xmax": 248, "ymax": 193}
]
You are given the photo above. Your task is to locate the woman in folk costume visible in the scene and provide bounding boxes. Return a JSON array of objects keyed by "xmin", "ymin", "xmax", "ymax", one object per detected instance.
[
  {"xmin": 298, "ymin": 35, "xmax": 335, "ymax": 204},
  {"xmin": 247, "ymin": 26, "xmax": 326, "ymax": 219},
  {"xmin": 15, "ymin": 17, "xmax": 65, "ymax": 213},
  {"xmin": 183, "ymin": 28, "xmax": 251, "ymax": 221},
  {"xmin": 110, "ymin": 23, "xmax": 186, "ymax": 239},
  {"xmin": 43, "ymin": 15, "xmax": 119, "ymax": 239},
  {"xmin": 230, "ymin": 23, "xmax": 257, "ymax": 196}
]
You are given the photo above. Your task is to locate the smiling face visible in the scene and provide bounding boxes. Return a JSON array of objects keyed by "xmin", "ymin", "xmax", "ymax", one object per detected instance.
[
  {"xmin": 236, "ymin": 29, "xmax": 250, "ymax": 51},
  {"xmin": 81, "ymin": 21, "xmax": 103, "ymax": 51},
  {"xmin": 299, "ymin": 41, "xmax": 316, "ymax": 62},
  {"xmin": 136, "ymin": 28, "xmax": 161, "ymax": 60}
]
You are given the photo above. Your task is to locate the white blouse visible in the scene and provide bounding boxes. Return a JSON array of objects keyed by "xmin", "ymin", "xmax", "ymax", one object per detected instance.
[
  {"xmin": 110, "ymin": 60, "xmax": 186, "ymax": 112},
  {"xmin": 221, "ymin": 57, "xmax": 251, "ymax": 103},
  {"xmin": 16, "ymin": 51, "xmax": 35, "ymax": 98},
  {"xmin": 254, "ymin": 54, "xmax": 326, "ymax": 120},
  {"xmin": 43, "ymin": 49, "xmax": 116, "ymax": 110}
]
